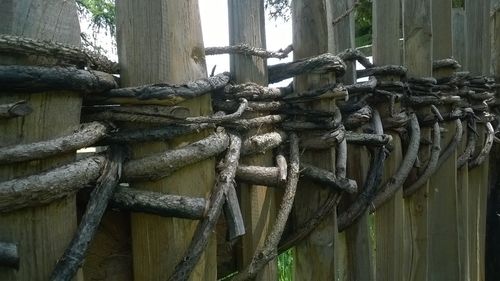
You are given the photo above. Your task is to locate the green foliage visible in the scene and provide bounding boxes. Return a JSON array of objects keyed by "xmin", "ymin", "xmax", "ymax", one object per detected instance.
[
  {"xmin": 278, "ymin": 249, "xmax": 294, "ymax": 281},
  {"xmin": 76, "ymin": 0, "xmax": 116, "ymax": 36},
  {"xmin": 452, "ymin": 0, "xmax": 465, "ymax": 8},
  {"xmin": 354, "ymin": 0, "xmax": 372, "ymax": 47}
]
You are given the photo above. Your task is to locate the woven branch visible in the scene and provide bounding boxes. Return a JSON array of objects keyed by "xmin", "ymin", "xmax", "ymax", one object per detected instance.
[
  {"xmin": 236, "ymin": 165, "xmax": 282, "ymax": 187},
  {"xmin": 123, "ymin": 130, "xmax": 230, "ymax": 181},
  {"xmin": 0, "ymin": 122, "xmax": 108, "ymax": 164},
  {"xmin": 50, "ymin": 146, "xmax": 124, "ymax": 281},
  {"xmin": 87, "ymin": 73, "xmax": 230, "ymax": 106},
  {"xmin": 241, "ymin": 131, "xmax": 287, "ymax": 155},
  {"xmin": 110, "ymin": 187, "xmax": 207, "ymax": 220},
  {"xmin": 205, "ymin": 44, "xmax": 293, "ymax": 59},
  {"xmin": 469, "ymin": 122, "xmax": 494, "ymax": 168},
  {"xmin": 338, "ymin": 48, "xmax": 373, "ymax": 69},
  {"xmin": 0, "ymin": 156, "xmax": 106, "ymax": 212},
  {"xmin": 0, "ymin": 34, "xmax": 118, "ymax": 73},
  {"xmin": 458, "ymin": 120, "xmax": 477, "ymax": 168},
  {"xmin": 300, "ymin": 164, "xmax": 357, "ymax": 194},
  {"xmin": 0, "ymin": 65, "xmax": 117, "ymax": 94},
  {"xmin": 404, "ymin": 122, "xmax": 442, "ymax": 197},
  {"xmin": 268, "ymin": 53, "xmax": 346, "ymax": 84},
  {"xmin": 232, "ymin": 133, "xmax": 299, "ymax": 281},
  {"xmin": 168, "ymin": 133, "xmax": 242, "ymax": 281},
  {"xmin": 100, "ymin": 124, "xmax": 214, "ymax": 144},
  {"xmin": 357, "ymin": 65, "xmax": 407, "ymax": 78}
]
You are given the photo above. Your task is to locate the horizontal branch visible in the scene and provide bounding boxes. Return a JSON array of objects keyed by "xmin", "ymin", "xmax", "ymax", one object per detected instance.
[
  {"xmin": 357, "ymin": 65, "xmax": 407, "ymax": 78},
  {"xmin": 338, "ymin": 48, "xmax": 373, "ymax": 68},
  {"xmin": 241, "ymin": 131, "xmax": 287, "ymax": 155},
  {"xmin": 110, "ymin": 186, "xmax": 207, "ymax": 220},
  {"xmin": 345, "ymin": 131, "xmax": 392, "ymax": 146},
  {"xmin": 88, "ymin": 73, "xmax": 230, "ymax": 106},
  {"xmin": 0, "ymin": 122, "xmax": 108, "ymax": 164},
  {"xmin": 224, "ymin": 83, "xmax": 292, "ymax": 100},
  {"xmin": 224, "ymin": 114, "xmax": 285, "ymax": 129},
  {"xmin": 0, "ymin": 34, "xmax": 118, "ymax": 73},
  {"xmin": 123, "ymin": 130, "xmax": 229, "ymax": 181},
  {"xmin": 0, "ymin": 156, "xmax": 106, "ymax": 212},
  {"xmin": 205, "ymin": 44, "xmax": 293, "ymax": 59},
  {"xmin": 99, "ymin": 124, "xmax": 214, "ymax": 144},
  {"xmin": 236, "ymin": 165, "xmax": 282, "ymax": 187},
  {"xmin": 268, "ymin": 53, "xmax": 346, "ymax": 84},
  {"xmin": 0, "ymin": 100, "xmax": 32, "ymax": 119},
  {"xmin": 300, "ymin": 164, "xmax": 357, "ymax": 194},
  {"xmin": 0, "ymin": 65, "xmax": 117, "ymax": 94}
]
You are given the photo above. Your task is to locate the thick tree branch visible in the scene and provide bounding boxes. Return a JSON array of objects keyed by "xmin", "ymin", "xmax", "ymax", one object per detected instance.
[{"xmin": 205, "ymin": 44, "xmax": 293, "ymax": 59}]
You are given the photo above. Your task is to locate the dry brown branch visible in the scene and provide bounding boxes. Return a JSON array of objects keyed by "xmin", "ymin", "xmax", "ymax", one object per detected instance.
[
  {"xmin": 168, "ymin": 133, "xmax": 242, "ymax": 281},
  {"xmin": 0, "ymin": 34, "xmax": 118, "ymax": 73},
  {"xmin": 371, "ymin": 112, "xmax": 420, "ymax": 210},
  {"xmin": 469, "ymin": 122, "xmax": 494, "ymax": 168},
  {"xmin": 110, "ymin": 187, "xmax": 207, "ymax": 220},
  {"xmin": 0, "ymin": 156, "xmax": 106, "ymax": 212},
  {"xmin": 0, "ymin": 100, "xmax": 32, "ymax": 119},
  {"xmin": 0, "ymin": 122, "xmax": 108, "ymax": 164},
  {"xmin": 231, "ymin": 133, "xmax": 299, "ymax": 281},
  {"xmin": 0, "ymin": 242, "xmax": 19, "ymax": 270},
  {"xmin": 205, "ymin": 44, "xmax": 293, "ymax": 59},
  {"xmin": 268, "ymin": 53, "xmax": 346, "ymax": 84},
  {"xmin": 0, "ymin": 65, "xmax": 117, "ymax": 94},
  {"xmin": 87, "ymin": 72, "xmax": 230, "ymax": 106},
  {"xmin": 51, "ymin": 146, "xmax": 124, "ymax": 281},
  {"xmin": 404, "ymin": 122, "xmax": 442, "ymax": 197},
  {"xmin": 123, "ymin": 130, "xmax": 230, "ymax": 181}
]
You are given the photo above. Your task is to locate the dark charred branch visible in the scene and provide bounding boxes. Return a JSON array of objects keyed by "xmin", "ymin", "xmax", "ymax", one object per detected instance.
[
  {"xmin": 168, "ymin": 133, "xmax": 242, "ymax": 281},
  {"xmin": 110, "ymin": 187, "xmax": 206, "ymax": 220},
  {"xmin": 0, "ymin": 100, "xmax": 32, "ymax": 119},
  {"xmin": 0, "ymin": 156, "xmax": 106, "ymax": 212},
  {"xmin": 338, "ymin": 48, "xmax": 373, "ymax": 68},
  {"xmin": 236, "ymin": 166, "xmax": 282, "ymax": 187},
  {"xmin": 50, "ymin": 146, "xmax": 124, "ymax": 281},
  {"xmin": 205, "ymin": 44, "xmax": 293, "ymax": 59},
  {"xmin": 88, "ymin": 73, "xmax": 230, "ymax": 106},
  {"xmin": 356, "ymin": 65, "xmax": 407, "ymax": 78},
  {"xmin": 0, "ymin": 65, "xmax": 117, "ymax": 94},
  {"xmin": 345, "ymin": 78, "xmax": 377, "ymax": 94},
  {"xmin": 241, "ymin": 131, "xmax": 287, "ymax": 156},
  {"xmin": 337, "ymin": 110, "xmax": 386, "ymax": 231},
  {"xmin": 268, "ymin": 53, "xmax": 346, "ymax": 84},
  {"xmin": 300, "ymin": 164, "xmax": 357, "ymax": 194},
  {"xmin": 231, "ymin": 133, "xmax": 299, "ymax": 281},
  {"xmin": 0, "ymin": 34, "xmax": 118, "ymax": 73},
  {"xmin": 404, "ymin": 122, "xmax": 442, "ymax": 197},
  {"xmin": 0, "ymin": 122, "xmax": 108, "ymax": 164},
  {"xmin": 345, "ymin": 131, "xmax": 392, "ymax": 146},
  {"xmin": 469, "ymin": 122, "xmax": 494, "ymax": 168},
  {"xmin": 437, "ymin": 119, "xmax": 463, "ymax": 168},
  {"xmin": 0, "ymin": 242, "xmax": 19, "ymax": 270},
  {"xmin": 123, "ymin": 130, "xmax": 229, "ymax": 181},
  {"xmin": 372, "ymin": 113, "xmax": 420, "ymax": 210},
  {"xmin": 99, "ymin": 124, "xmax": 214, "ymax": 144},
  {"xmin": 224, "ymin": 83, "xmax": 291, "ymax": 100}
]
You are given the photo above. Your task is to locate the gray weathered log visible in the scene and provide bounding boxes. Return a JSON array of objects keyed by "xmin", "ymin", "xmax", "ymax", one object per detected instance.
[
  {"xmin": 0, "ymin": 156, "xmax": 106, "ymax": 212},
  {"xmin": 123, "ymin": 130, "xmax": 230, "ymax": 181},
  {"xmin": 236, "ymin": 165, "xmax": 282, "ymax": 187},
  {"xmin": 300, "ymin": 164, "xmax": 357, "ymax": 194},
  {"xmin": 205, "ymin": 44, "xmax": 293, "ymax": 59},
  {"xmin": 0, "ymin": 100, "xmax": 32, "ymax": 119},
  {"xmin": 282, "ymin": 83, "xmax": 347, "ymax": 102},
  {"xmin": 0, "ymin": 242, "xmax": 19, "ymax": 270},
  {"xmin": 345, "ymin": 131, "xmax": 393, "ymax": 146},
  {"xmin": 241, "ymin": 131, "xmax": 287, "ymax": 155},
  {"xmin": 110, "ymin": 187, "xmax": 206, "ymax": 220},
  {"xmin": 268, "ymin": 53, "xmax": 346, "ymax": 84},
  {"xmin": 231, "ymin": 133, "xmax": 299, "ymax": 281},
  {"xmin": 50, "ymin": 146, "xmax": 124, "ymax": 281},
  {"xmin": 356, "ymin": 65, "xmax": 408, "ymax": 78},
  {"xmin": 338, "ymin": 48, "xmax": 374, "ymax": 68},
  {"xmin": 469, "ymin": 122, "xmax": 494, "ymax": 168},
  {"xmin": 0, "ymin": 34, "xmax": 118, "ymax": 73},
  {"xmin": 0, "ymin": 65, "xmax": 117, "ymax": 94},
  {"xmin": 432, "ymin": 58, "xmax": 461, "ymax": 70},
  {"xmin": 371, "ymin": 112, "xmax": 420, "ymax": 209},
  {"xmin": 225, "ymin": 114, "xmax": 285, "ymax": 129},
  {"xmin": 225, "ymin": 83, "xmax": 291, "ymax": 100},
  {"xmin": 88, "ymin": 72, "xmax": 230, "ymax": 106},
  {"xmin": 345, "ymin": 77, "xmax": 378, "ymax": 93},
  {"xmin": 168, "ymin": 133, "xmax": 242, "ymax": 281},
  {"xmin": 404, "ymin": 122, "xmax": 442, "ymax": 197},
  {"xmin": 0, "ymin": 122, "xmax": 108, "ymax": 164}
]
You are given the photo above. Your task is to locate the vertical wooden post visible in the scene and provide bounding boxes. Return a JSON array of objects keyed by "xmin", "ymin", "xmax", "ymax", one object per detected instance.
[
  {"xmin": 327, "ymin": 1, "xmax": 374, "ymax": 280},
  {"xmin": 116, "ymin": 1, "xmax": 216, "ymax": 280},
  {"xmin": 465, "ymin": 0, "xmax": 491, "ymax": 279},
  {"xmin": 372, "ymin": 0, "xmax": 405, "ymax": 280},
  {"xmin": 291, "ymin": 0, "xmax": 338, "ymax": 279},
  {"xmin": 0, "ymin": 1, "xmax": 82, "ymax": 280},
  {"xmin": 452, "ymin": 8, "xmax": 466, "ymax": 65},
  {"xmin": 228, "ymin": 0, "xmax": 277, "ymax": 279}
]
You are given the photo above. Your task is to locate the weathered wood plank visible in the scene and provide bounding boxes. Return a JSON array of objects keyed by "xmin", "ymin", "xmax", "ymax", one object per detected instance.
[{"xmin": 0, "ymin": 0, "xmax": 83, "ymax": 280}]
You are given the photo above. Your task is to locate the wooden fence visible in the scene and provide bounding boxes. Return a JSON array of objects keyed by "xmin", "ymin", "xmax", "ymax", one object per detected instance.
[{"xmin": 0, "ymin": 0, "xmax": 499, "ymax": 280}]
